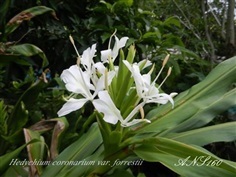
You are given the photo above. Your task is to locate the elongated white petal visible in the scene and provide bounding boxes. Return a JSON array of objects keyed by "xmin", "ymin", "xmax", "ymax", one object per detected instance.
[
  {"xmin": 146, "ymin": 84, "xmax": 159, "ymax": 97},
  {"xmin": 94, "ymin": 62, "xmax": 106, "ymax": 74},
  {"xmin": 93, "ymin": 91, "xmax": 123, "ymax": 125},
  {"xmin": 123, "ymin": 102, "xmax": 145, "ymax": 123},
  {"xmin": 81, "ymin": 44, "xmax": 96, "ymax": 69},
  {"xmin": 61, "ymin": 65, "xmax": 93, "ymax": 98},
  {"xmin": 101, "ymin": 49, "xmax": 111, "ymax": 63},
  {"xmin": 93, "ymin": 71, "xmax": 116, "ymax": 96},
  {"xmin": 170, "ymin": 92, "xmax": 178, "ymax": 97},
  {"xmin": 138, "ymin": 59, "xmax": 152, "ymax": 70},
  {"xmin": 57, "ymin": 98, "xmax": 88, "ymax": 116},
  {"xmin": 123, "ymin": 60, "xmax": 142, "ymax": 96},
  {"xmin": 112, "ymin": 36, "xmax": 129, "ymax": 61},
  {"xmin": 123, "ymin": 60, "xmax": 152, "ymax": 98},
  {"xmin": 121, "ymin": 119, "xmax": 151, "ymax": 127},
  {"xmin": 123, "ymin": 60, "xmax": 132, "ymax": 70},
  {"xmin": 146, "ymin": 93, "xmax": 175, "ymax": 106}
]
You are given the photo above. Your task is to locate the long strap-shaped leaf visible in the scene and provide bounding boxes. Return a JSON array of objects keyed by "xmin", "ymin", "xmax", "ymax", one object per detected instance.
[
  {"xmin": 6, "ymin": 44, "xmax": 49, "ymax": 67},
  {"xmin": 134, "ymin": 137, "xmax": 236, "ymax": 177},
  {"xmin": 40, "ymin": 123, "xmax": 102, "ymax": 177},
  {"xmin": 5, "ymin": 6, "xmax": 57, "ymax": 36},
  {"xmin": 0, "ymin": 139, "xmax": 39, "ymax": 175},
  {"xmin": 159, "ymin": 87, "xmax": 236, "ymax": 135},
  {"xmin": 166, "ymin": 122, "xmax": 236, "ymax": 146},
  {"xmin": 136, "ymin": 56, "xmax": 236, "ymax": 134}
]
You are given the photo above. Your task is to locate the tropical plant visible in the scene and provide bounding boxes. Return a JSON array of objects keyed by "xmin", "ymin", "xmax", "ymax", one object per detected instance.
[
  {"xmin": 1, "ymin": 1, "xmax": 236, "ymax": 176},
  {"xmin": 1, "ymin": 33, "xmax": 235, "ymax": 177}
]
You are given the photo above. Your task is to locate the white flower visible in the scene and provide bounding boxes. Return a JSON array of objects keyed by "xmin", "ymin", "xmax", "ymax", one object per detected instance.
[
  {"xmin": 93, "ymin": 91, "xmax": 150, "ymax": 127},
  {"xmin": 57, "ymin": 65, "xmax": 93, "ymax": 116},
  {"xmin": 80, "ymin": 43, "xmax": 97, "ymax": 74},
  {"xmin": 60, "ymin": 65, "xmax": 94, "ymax": 99},
  {"xmin": 57, "ymin": 44, "xmax": 115, "ymax": 117},
  {"xmin": 101, "ymin": 36, "xmax": 129, "ymax": 63},
  {"xmin": 123, "ymin": 60, "xmax": 177, "ymax": 106}
]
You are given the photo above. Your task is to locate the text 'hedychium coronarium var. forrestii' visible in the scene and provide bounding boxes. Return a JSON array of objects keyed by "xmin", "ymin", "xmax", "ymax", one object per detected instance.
[{"xmin": 57, "ymin": 32, "xmax": 177, "ymax": 128}]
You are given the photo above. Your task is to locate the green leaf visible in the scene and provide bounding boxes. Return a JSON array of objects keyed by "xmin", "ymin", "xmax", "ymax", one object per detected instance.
[
  {"xmin": 60, "ymin": 146, "xmax": 104, "ymax": 177},
  {"xmin": 106, "ymin": 168, "xmax": 135, "ymax": 177},
  {"xmin": 6, "ymin": 80, "xmax": 46, "ymax": 138},
  {"xmin": 115, "ymin": 46, "xmax": 135, "ymax": 108},
  {"xmin": 142, "ymin": 31, "xmax": 161, "ymax": 41},
  {"xmin": 23, "ymin": 129, "xmax": 45, "ymax": 176},
  {"xmin": 137, "ymin": 173, "xmax": 146, "ymax": 177},
  {"xmin": 118, "ymin": 0, "xmax": 133, "ymax": 7},
  {"xmin": 0, "ymin": 100, "xmax": 8, "ymax": 135},
  {"xmin": 137, "ymin": 56, "xmax": 236, "ymax": 134},
  {"xmin": 173, "ymin": 45, "xmax": 200, "ymax": 59},
  {"xmin": 2, "ymin": 165, "xmax": 28, "ymax": 177},
  {"xmin": 18, "ymin": 80, "xmax": 47, "ymax": 109},
  {"xmin": 0, "ymin": 145, "xmax": 26, "ymax": 174},
  {"xmin": 5, "ymin": 101, "xmax": 28, "ymax": 139},
  {"xmin": 5, "ymin": 6, "xmax": 56, "ymax": 36},
  {"xmin": 134, "ymin": 137, "xmax": 236, "ymax": 177},
  {"xmin": 0, "ymin": 0, "xmax": 11, "ymax": 27},
  {"xmin": 6, "ymin": 44, "xmax": 49, "ymax": 67},
  {"xmin": 0, "ymin": 140, "xmax": 38, "ymax": 174},
  {"xmin": 0, "ymin": 55, "xmax": 32, "ymax": 66},
  {"xmin": 163, "ymin": 16, "xmax": 181, "ymax": 28},
  {"xmin": 167, "ymin": 122, "xmax": 236, "ymax": 146},
  {"xmin": 162, "ymin": 87, "xmax": 236, "ymax": 135},
  {"xmin": 162, "ymin": 35, "xmax": 184, "ymax": 47},
  {"xmin": 40, "ymin": 123, "xmax": 102, "ymax": 177}
]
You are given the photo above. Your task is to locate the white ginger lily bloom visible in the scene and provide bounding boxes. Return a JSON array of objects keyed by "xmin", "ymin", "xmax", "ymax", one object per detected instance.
[
  {"xmin": 80, "ymin": 43, "xmax": 97, "ymax": 74},
  {"xmin": 123, "ymin": 60, "xmax": 177, "ymax": 107},
  {"xmin": 93, "ymin": 91, "xmax": 151, "ymax": 127},
  {"xmin": 57, "ymin": 45, "xmax": 115, "ymax": 117},
  {"xmin": 101, "ymin": 35, "xmax": 129, "ymax": 63},
  {"xmin": 57, "ymin": 65, "xmax": 93, "ymax": 116}
]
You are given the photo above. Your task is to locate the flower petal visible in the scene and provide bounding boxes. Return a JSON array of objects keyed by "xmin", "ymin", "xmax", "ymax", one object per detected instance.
[
  {"xmin": 123, "ymin": 60, "xmax": 148, "ymax": 97},
  {"xmin": 57, "ymin": 98, "xmax": 88, "ymax": 117},
  {"xmin": 112, "ymin": 36, "xmax": 129, "ymax": 61},
  {"xmin": 81, "ymin": 44, "xmax": 96, "ymax": 69},
  {"xmin": 94, "ymin": 62, "xmax": 106, "ymax": 74},
  {"xmin": 138, "ymin": 59, "xmax": 152, "ymax": 70},
  {"xmin": 121, "ymin": 118, "xmax": 151, "ymax": 127},
  {"xmin": 101, "ymin": 49, "xmax": 111, "ymax": 63},
  {"xmin": 123, "ymin": 102, "xmax": 145, "ymax": 123},
  {"xmin": 146, "ymin": 93, "xmax": 175, "ymax": 107},
  {"xmin": 93, "ymin": 91, "xmax": 123, "ymax": 125},
  {"xmin": 61, "ymin": 65, "xmax": 93, "ymax": 98}
]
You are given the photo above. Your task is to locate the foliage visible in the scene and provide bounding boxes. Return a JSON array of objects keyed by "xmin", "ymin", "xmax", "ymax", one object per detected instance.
[
  {"xmin": 1, "ymin": 36, "xmax": 236, "ymax": 177},
  {"xmin": 0, "ymin": 1, "xmax": 236, "ymax": 177}
]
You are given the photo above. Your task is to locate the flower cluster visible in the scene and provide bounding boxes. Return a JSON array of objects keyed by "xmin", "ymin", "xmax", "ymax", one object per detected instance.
[{"xmin": 57, "ymin": 34, "xmax": 177, "ymax": 127}]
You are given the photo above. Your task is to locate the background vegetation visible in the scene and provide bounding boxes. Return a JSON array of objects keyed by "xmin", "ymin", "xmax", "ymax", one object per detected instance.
[{"xmin": 0, "ymin": 0, "xmax": 235, "ymax": 176}]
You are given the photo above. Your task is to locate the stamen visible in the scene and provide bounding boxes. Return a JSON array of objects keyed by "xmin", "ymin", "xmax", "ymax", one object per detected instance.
[
  {"xmin": 139, "ymin": 106, "xmax": 145, "ymax": 119},
  {"xmin": 162, "ymin": 54, "xmax": 170, "ymax": 67},
  {"xmin": 148, "ymin": 63, "xmax": 155, "ymax": 75},
  {"xmin": 77, "ymin": 56, "xmax": 81, "ymax": 66},
  {"xmin": 158, "ymin": 67, "xmax": 172, "ymax": 89},
  {"xmin": 69, "ymin": 35, "xmax": 81, "ymax": 60},
  {"xmin": 69, "ymin": 35, "xmax": 75, "ymax": 45},
  {"xmin": 152, "ymin": 54, "xmax": 170, "ymax": 84}
]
